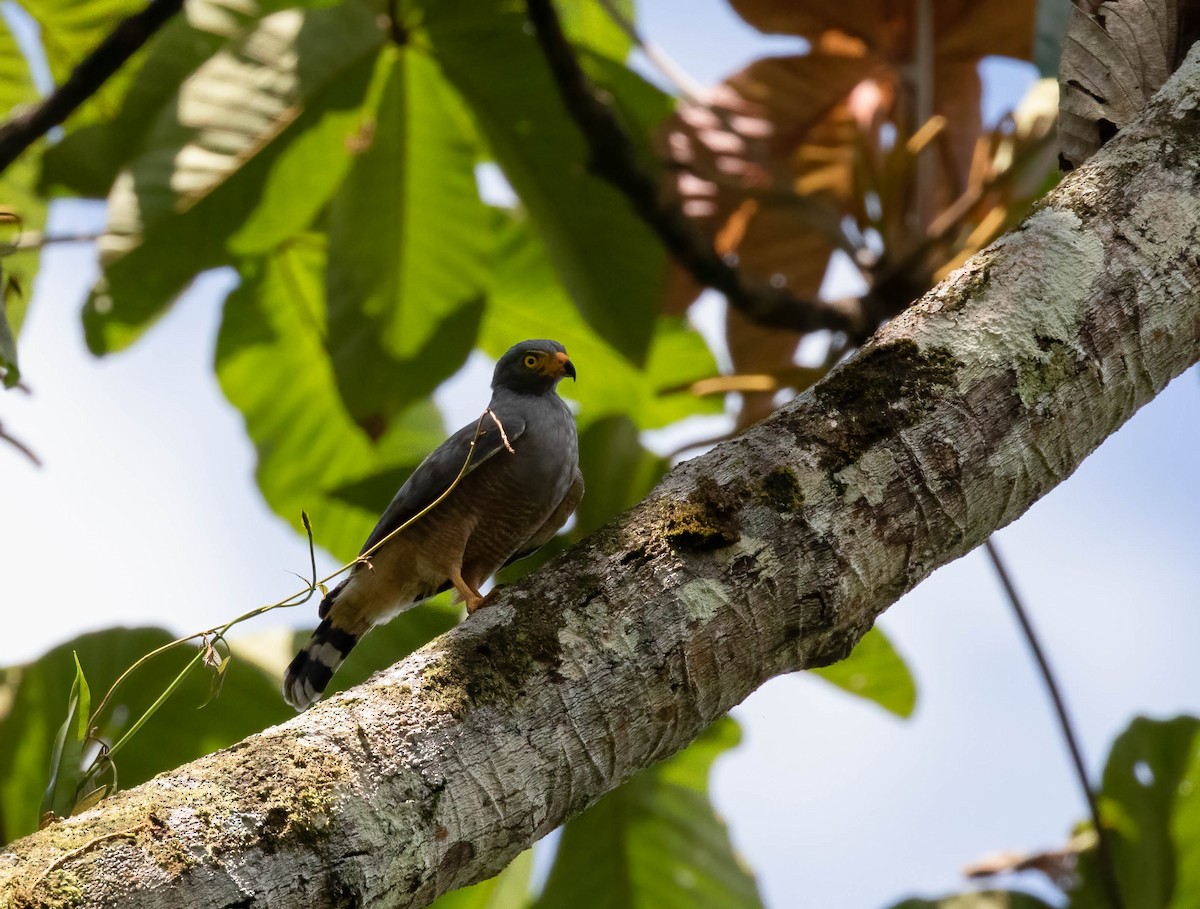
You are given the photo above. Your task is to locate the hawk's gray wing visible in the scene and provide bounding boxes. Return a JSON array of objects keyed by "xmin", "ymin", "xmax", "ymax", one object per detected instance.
[
  {"xmin": 359, "ymin": 413, "xmax": 527, "ymax": 556},
  {"xmin": 503, "ymin": 467, "xmax": 584, "ymax": 567}
]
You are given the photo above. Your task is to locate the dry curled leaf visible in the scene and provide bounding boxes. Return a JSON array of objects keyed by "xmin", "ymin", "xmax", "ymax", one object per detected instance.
[{"xmin": 1058, "ymin": 0, "xmax": 1185, "ymax": 169}]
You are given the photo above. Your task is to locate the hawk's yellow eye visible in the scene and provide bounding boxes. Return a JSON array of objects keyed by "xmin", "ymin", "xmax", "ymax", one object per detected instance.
[{"xmin": 523, "ymin": 354, "xmax": 539, "ymax": 369}]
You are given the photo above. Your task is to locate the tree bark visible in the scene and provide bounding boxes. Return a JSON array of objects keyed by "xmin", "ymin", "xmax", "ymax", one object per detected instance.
[{"xmin": 4, "ymin": 42, "xmax": 1200, "ymax": 909}]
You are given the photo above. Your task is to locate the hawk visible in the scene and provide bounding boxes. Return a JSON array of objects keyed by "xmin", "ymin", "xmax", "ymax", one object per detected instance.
[{"xmin": 283, "ymin": 339, "xmax": 583, "ymax": 711}]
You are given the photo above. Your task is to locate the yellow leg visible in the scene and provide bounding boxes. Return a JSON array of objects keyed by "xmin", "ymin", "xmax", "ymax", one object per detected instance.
[{"xmin": 448, "ymin": 567, "xmax": 485, "ymax": 614}]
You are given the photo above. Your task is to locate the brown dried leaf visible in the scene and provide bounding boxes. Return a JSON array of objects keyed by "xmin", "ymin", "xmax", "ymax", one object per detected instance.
[
  {"xmin": 1058, "ymin": 0, "xmax": 1181, "ymax": 169},
  {"xmin": 729, "ymin": 0, "xmax": 1038, "ymax": 63}
]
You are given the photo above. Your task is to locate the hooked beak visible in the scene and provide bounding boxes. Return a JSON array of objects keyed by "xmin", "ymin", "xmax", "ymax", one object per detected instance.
[{"xmin": 554, "ymin": 351, "xmax": 576, "ymax": 381}]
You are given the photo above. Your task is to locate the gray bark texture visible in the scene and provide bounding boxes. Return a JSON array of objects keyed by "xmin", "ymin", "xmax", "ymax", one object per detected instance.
[{"xmin": 4, "ymin": 42, "xmax": 1200, "ymax": 909}]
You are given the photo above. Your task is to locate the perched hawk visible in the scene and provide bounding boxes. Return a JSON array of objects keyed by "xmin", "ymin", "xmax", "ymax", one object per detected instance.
[{"xmin": 283, "ymin": 339, "xmax": 583, "ymax": 711}]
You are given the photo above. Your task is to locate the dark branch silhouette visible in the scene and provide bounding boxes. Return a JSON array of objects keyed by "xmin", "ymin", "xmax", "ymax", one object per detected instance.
[
  {"xmin": 0, "ymin": 0, "xmax": 184, "ymax": 175},
  {"xmin": 523, "ymin": 0, "xmax": 865, "ymax": 337},
  {"xmin": 984, "ymin": 539, "xmax": 1125, "ymax": 909}
]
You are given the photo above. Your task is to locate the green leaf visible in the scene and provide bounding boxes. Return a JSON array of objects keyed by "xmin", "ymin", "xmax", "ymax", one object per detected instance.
[
  {"xmin": 40, "ymin": 0, "xmax": 276, "ymax": 197},
  {"xmin": 809, "ymin": 626, "xmax": 917, "ymax": 719},
  {"xmin": 536, "ymin": 716, "xmax": 763, "ymax": 909},
  {"xmin": 84, "ymin": 2, "xmax": 385, "ymax": 354},
  {"xmin": 19, "ymin": 0, "xmax": 147, "ymax": 127},
  {"xmin": 1069, "ymin": 715, "xmax": 1200, "ymax": 909},
  {"xmin": 0, "ymin": 19, "xmax": 46, "ymax": 327},
  {"xmin": 432, "ymin": 849, "xmax": 534, "ymax": 909},
  {"xmin": 325, "ymin": 43, "xmax": 491, "ymax": 426},
  {"xmin": 416, "ymin": 0, "xmax": 666, "ymax": 363},
  {"xmin": 481, "ymin": 219, "xmax": 719, "ymax": 431},
  {"xmin": 216, "ymin": 237, "xmax": 447, "ymax": 562},
  {"xmin": 557, "ymin": 0, "xmax": 634, "ymax": 61},
  {"xmin": 39, "ymin": 653, "xmax": 90, "ymax": 824},
  {"xmin": 0, "ymin": 628, "xmax": 293, "ymax": 843},
  {"xmin": 889, "ymin": 893, "xmax": 1056, "ymax": 909}
]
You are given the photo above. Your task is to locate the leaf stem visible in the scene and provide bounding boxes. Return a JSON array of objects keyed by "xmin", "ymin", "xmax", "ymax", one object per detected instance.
[{"xmin": 983, "ymin": 538, "xmax": 1125, "ymax": 909}]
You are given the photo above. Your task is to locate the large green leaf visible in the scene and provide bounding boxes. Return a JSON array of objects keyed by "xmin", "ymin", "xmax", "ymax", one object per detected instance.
[
  {"xmin": 481, "ymin": 220, "xmax": 719, "ymax": 431},
  {"xmin": 535, "ymin": 716, "xmax": 763, "ymax": 909},
  {"xmin": 557, "ymin": 0, "xmax": 635, "ymax": 61},
  {"xmin": 810, "ymin": 626, "xmax": 917, "ymax": 719},
  {"xmin": 1070, "ymin": 716, "xmax": 1200, "ymax": 909},
  {"xmin": 325, "ymin": 43, "xmax": 491, "ymax": 427},
  {"xmin": 0, "ymin": 628, "xmax": 292, "ymax": 844},
  {"xmin": 40, "ymin": 0, "xmax": 278, "ymax": 197},
  {"xmin": 432, "ymin": 849, "xmax": 533, "ymax": 909},
  {"xmin": 890, "ymin": 893, "xmax": 1055, "ymax": 909},
  {"xmin": 216, "ymin": 237, "xmax": 446, "ymax": 562},
  {"xmin": 415, "ymin": 0, "xmax": 666, "ymax": 364},
  {"xmin": 84, "ymin": 1, "xmax": 385, "ymax": 354},
  {"xmin": 0, "ymin": 18, "xmax": 45, "ymax": 333}
]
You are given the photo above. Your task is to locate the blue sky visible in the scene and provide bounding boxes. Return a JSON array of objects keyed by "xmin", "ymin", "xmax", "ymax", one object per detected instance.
[{"xmin": 2, "ymin": 2, "xmax": 1199, "ymax": 907}]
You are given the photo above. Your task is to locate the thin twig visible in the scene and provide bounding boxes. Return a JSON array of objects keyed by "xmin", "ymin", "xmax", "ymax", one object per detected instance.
[
  {"xmin": 0, "ymin": 0, "xmax": 185, "ymax": 175},
  {"xmin": 983, "ymin": 538, "xmax": 1125, "ymax": 909},
  {"xmin": 523, "ymin": 0, "xmax": 862, "ymax": 337},
  {"xmin": 486, "ymin": 408, "xmax": 516, "ymax": 453},
  {"xmin": 35, "ymin": 822, "xmax": 147, "ymax": 884},
  {"xmin": 83, "ymin": 410, "xmax": 494, "ymax": 778},
  {"xmin": 0, "ymin": 420, "xmax": 40, "ymax": 465}
]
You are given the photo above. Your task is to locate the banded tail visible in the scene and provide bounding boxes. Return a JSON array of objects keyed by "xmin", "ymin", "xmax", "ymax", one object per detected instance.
[{"xmin": 283, "ymin": 616, "xmax": 359, "ymax": 711}]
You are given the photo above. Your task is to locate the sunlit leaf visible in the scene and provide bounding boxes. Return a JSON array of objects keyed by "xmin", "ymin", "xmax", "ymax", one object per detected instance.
[
  {"xmin": 557, "ymin": 0, "xmax": 634, "ymax": 61},
  {"xmin": 39, "ymin": 653, "xmax": 89, "ymax": 824},
  {"xmin": 416, "ymin": 0, "xmax": 666, "ymax": 363},
  {"xmin": 215, "ymin": 237, "xmax": 446, "ymax": 562},
  {"xmin": 40, "ymin": 0, "xmax": 279, "ymax": 196},
  {"xmin": 84, "ymin": 1, "xmax": 385, "ymax": 354},
  {"xmin": 326, "ymin": 44, "xmax": 491, "ymax": 428},
  {"xmin": 0, "ymin": 20, "xmax": 45, "ymax": 327},
  {"xmin": 809, "ymin": 626, "xmax": 916, "ymax": 718},
  {"xmin": 1069, "ymin": 715, "xmax": 1200, "ymax": 909},
  {"xmin": 19, "ymin": 0, "xmax": 147, "ymax": 127},
  {"xmin": 536, "ymin": 716, "xmax": 762, "ymax": 909},
  {"xmin": 432, "ymin": 849, "xmax": 533, "ymax": 909},
  {"xmin": 0, "ymin": 628, "xmax": 292, "ymax": 843}
]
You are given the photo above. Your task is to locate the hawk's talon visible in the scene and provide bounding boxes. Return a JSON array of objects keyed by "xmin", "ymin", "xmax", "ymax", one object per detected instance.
[{"xmin": 465, "ymin": 590, "xmax": 498, "ymax": 614}]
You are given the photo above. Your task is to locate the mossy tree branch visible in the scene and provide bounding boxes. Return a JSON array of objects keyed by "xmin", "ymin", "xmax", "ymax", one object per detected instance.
[{"xmin": 3, "ymin": 43, "xmax": 1200, "ymax": 909}]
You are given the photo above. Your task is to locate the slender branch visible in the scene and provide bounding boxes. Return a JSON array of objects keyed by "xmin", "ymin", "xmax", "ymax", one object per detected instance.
[
  {"xmin": 0, "ymin": 420, "xmax": 40, "ymax": 465},
  {"xmin": 983, "ymin": 539, "xmax": 1125, "ymax": 909},
  {"xmin": 0, "ymin": 0, "xmax": 184, "ymax": 175},
  {"xmin": 523, "ymin": 0, "xmax": 864, "ymax": 337}
]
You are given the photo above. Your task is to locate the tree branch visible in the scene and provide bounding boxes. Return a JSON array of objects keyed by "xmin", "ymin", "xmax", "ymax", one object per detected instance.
[
  {"xmin": 3, "ymin": 42, "xmax": 1200, "ymax": 909},
  {"xmin": 0, "ymin": 0, "xmax": 184, "ymax": 176},
  {"xmin": 523, "ymin": 0, "xmax": 864, "ymax": 337}
]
